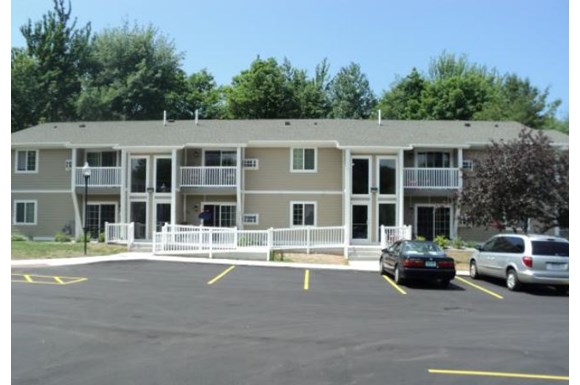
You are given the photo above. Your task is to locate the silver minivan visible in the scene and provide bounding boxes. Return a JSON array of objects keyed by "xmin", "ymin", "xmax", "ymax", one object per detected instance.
[{"xmin": 470, "ymin": 234, "xmax": 569, "ymax": 293}]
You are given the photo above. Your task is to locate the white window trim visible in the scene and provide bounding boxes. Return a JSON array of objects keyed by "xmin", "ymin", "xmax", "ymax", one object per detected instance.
[
  {"xmin": 86, "ymin": 150, "xmax": 118, "ymax": 167},
  {"xmin": 202, "ymin": 149, "xmax": 237, "ymax": 167},
  {"xmin": 201, "ymin": 202, "xmax": 237, "ymax": 227},
  {"xmin": 462, "ymin": 159, "xmax": 474, "ymax": 171},
  {"xmin": 13, "ymin": 200, "xmax": 38, "ymax": 225},
  {"xmin": 242, "ymin": 213, "xmax": 259, "ymax": 225},
  {"xmin": 351, "ymin": 155, "xmax": 371, "ymax": 196},
  {"xmin": 15, "ymin": 150, "xmax": 39, "ymax": 174},
  {"xmin": 129, "ymin": 156, "xmax": 150, "ymax": 196},
  {"xmin": 65, "ymin": 159, "xmax": 72, "ymax": 171},
  {"xmin": 153, "ymin": 155, "xmax": 172, "ymax": 195},
  {"xmin": 290, "ymin": 201, "xmax": 317, "ymax": 227},
  {"xmin": 290, "ymin": 148, "xmax": 317, "ymax": 173}
]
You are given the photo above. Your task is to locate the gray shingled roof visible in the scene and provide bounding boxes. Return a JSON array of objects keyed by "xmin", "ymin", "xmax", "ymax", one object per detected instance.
[{"xmin": 11, "ymin": 119, "xmax": 569, "ymax": 148}]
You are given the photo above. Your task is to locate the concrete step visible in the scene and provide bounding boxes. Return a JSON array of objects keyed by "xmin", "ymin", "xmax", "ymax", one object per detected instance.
[{"xmin": 347, "ymin": 246, "xmax": 382, "ymax": 261}]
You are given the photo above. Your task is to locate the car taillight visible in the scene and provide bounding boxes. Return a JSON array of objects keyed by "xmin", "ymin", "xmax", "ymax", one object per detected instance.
[
  {"xmin": 438, "ymin": 260, "xmax": 454, "ymax": 268},
  {"xmin": 522, "ymin": 256, "xmax": 533, "ymax": 268},
  {"xmin": 403, "ymin": 259, "xmax": 425, "ymax": 267}
]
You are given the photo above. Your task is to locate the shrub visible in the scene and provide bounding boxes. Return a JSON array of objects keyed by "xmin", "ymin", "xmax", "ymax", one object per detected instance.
[
  {"xmin": 76, "ymin": 233, "xmax": 90, "ymax": 243},
  {"xmin": 415, "ymin": 235, "xmax": 426, "ymax": 241},
  {"xmin": 11, "ymin": 232, "xmax": 28, "ymax": 241},
  {"xmin": 98, "ymin": 232, "xmax": 105, "ymax": 243},
  {"xmin": 451, "ymin": 237, "xmax": 465, "ymax": 249},
  {"xmin": 434, "ymin": 235, "xmax": 449, "ymax": 249},
  {"xmin": 54, "ymin": 232, "xmax": 72, "ymax": 242},
  {"xmin": 465, "ymin": 240, "xmax": 478, "ymax": 249}
]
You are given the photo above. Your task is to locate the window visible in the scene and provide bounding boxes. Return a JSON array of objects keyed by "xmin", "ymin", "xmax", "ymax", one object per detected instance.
[
  {"xmin": 243, "ymin": 214, "xmax": 259, "ymax": 225},
  {"xmin": 417, "ymin": 152, "xmax": 451, "ymax": 168},
  {"xmin": 291, "ymin": 202, "xmax": 316, "ymax": 226},
  {"xmin": 65, "ymin": 159, "xmax": 72, "ymax": 170},
  {"xmin": 201, "ymin": 204, "xmax": 237, "ymax": 227},
  {"xmin": 155, "ymin": 158, "xmax": 172, "ymax": 192},
  {"xmin": 378, "ymin": 158, "xmax": 396, "ymax": 194},
  {"xmin": 462, "ymin": 160, "xmax": 474, "ymax": 171},
  {"xmin": 14, "ymin": 201, "xmax": 37, "ymax": 225},
  {"xmin": 87, "ymin": 204, "xmax": 116, "ymax": 238},
  {"xmin": 205, "ymin": 150, "xmax": 236, "ymax": 166},
  {"xmin": 87, "ymin": 151, "xmax": 117, "ymax": 167},
  {"xmin": 292, "ymin": 148, "xmax": 316, "ymax": 172},
  {"xmin": 489, "ymin": 236, "xmax": 525, "ymax": 253},
  {"xmin": 15, "ymin": 150, "xmax": 38, "ymax": 173}
]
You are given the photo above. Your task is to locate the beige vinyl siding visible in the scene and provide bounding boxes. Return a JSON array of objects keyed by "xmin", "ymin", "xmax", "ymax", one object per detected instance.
[
  {"xmin": 12, "ymin": 149, "xmax": 72, "ymax": 190},
  {"xmin": 243, "ymin": 194, "xmax": 342, "ymax": 229},
  {"xmin": 11, "ymin": 193, "xmax": 75, "ymax": 239},
  {"xmin": 244, "ymin": 148, "xmax": 342, "ymax": 191}
]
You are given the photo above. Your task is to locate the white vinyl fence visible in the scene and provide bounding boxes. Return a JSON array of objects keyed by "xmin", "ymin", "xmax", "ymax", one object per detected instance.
[
  {"xmin": 379, "ymin": 225, "xmax": 413, "ymax": 249},
  {"xmin": 105, "ymin": 222, "xmax": 135, "ymax": 249},
  {"xmin": 153, "ymin": 225, "xmax": 346, "ymax": 259}
]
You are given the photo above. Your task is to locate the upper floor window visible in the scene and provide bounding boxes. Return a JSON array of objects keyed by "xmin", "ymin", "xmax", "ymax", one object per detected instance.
[
  {"xmin": 417, "ymin": 152, "xmax": 450, "ymax": 168},
  {"xmin": 87, "ymin": 151, "xmax": 117, "ymax": 167},
  {"xmin": 15, "ymin": 150, "xmax": 38, "ymax": 173},
  {"xmin": 292, "ymin": 148, "xmax": 316, "ymax": 172},
  {"xmin": 13, "ymin": 200, "xmax": 37, "ymax": 225},
  {"xmin": 462, "ymin": 159, "xmax": 474, "ymax": 171},
  {"xmin": 205, "ymin": 150, "xmax": 236, "ymax": 167}
]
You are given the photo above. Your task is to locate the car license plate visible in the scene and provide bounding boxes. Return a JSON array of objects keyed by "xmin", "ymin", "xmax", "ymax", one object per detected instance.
[
  {"xmin": 546, "ymin": 263, "xmax": 567, "ymax": 271},
  {"xmin": 425, "ymin": 261, "xmax": 436, "ymax": 268}
]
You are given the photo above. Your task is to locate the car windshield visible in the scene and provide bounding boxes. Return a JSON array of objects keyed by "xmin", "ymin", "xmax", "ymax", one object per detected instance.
[
  {"xmin": 532, "ymin": 241, "xmax": 569, "ymax": 257},
  {"xmin": 403, "ymin": 241, "xmax": 443, "ymax": 255}
]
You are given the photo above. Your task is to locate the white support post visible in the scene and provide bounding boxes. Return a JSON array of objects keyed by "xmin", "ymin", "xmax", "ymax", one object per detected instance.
[
  {"xmin": 306, "ymin": 227, "xmax": 311, "ymax": 254},
  {"xmin": 236, "ymin": 147, "xmax": 243, "ymax": 229},
  {"xmin": 380, "ymin": 225, "xmax": 385, "ymax": 249},
  {"xmin": 457, "ymin": 148, "xmax": 464, "ymax": 190},
  {"xmin": 209, "ymin": 227, "xmax": 213, "ymax": 259},
  {"xmin": 120, "ymin": 149, "xmax": 127, "ymax": 224},
  {"xmin": 343, "ymin": 149, "xmax": 352, "ymax": 255},
  {"xmin": 70, "ymin": 148, "xmax": 83, "ymax": 238},
  {"xmin": 267, "ymin": 227, "xmax": 273, "ymax": 261},
  {"xmin": 171, "ymin": 149, "xmax": 178, "ymax": 225},
  {"xmin": 397, "ymin": 149, "xmax": 405, "ymax": 227}
]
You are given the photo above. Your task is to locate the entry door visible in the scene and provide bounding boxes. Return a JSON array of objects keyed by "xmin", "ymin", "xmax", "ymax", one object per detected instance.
[
  {"xmin": 416, "ymin": 206, "xmax": 451, "ymax": 240},
  {"xmin": 352, "ymin": 204, "xmax": 370, "ymax": 242},
  {"xmin": 130, "ymin": 201, "xmax": 147, "ymax": 239},
  {"xmin": 378, "ymin": 203, "xmax": 396, "ymax": 239},
  {"xmin": 155, "ymin": 202, "xmax": 171, "ymax": 232}
]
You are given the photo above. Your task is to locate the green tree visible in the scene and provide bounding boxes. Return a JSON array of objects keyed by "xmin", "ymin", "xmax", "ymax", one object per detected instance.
[
  {"xmin": 226, "ymin": 57, "xmax": 288, "ymax": 119},
  {"xmin": 15, "ymin": 0, "xmax": 91, "ymax": 127},
  {"xmin": 328, "ymin": 62, "xmax": 376, "ymax": 119},
  {"xmin": 11, "ymin": 48, "xmax": 42, "ymax": 131},
  {"xmin": 185, "ymin": 69, "xmax": 226, "ymax": 119},
  {"xmin": 378, "ymin": 68, "xmax": 428, "ymax": 120},
  {"xmin": 76, "ymin": 22, "xmax": 187, "ymax": 120},
  {"xmin": 457, "ymin": 129, "xmax": 568, "ymax": 233}
]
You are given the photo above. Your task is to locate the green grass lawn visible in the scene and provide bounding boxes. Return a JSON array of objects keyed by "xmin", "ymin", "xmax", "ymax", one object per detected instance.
[{"xmin": 11, "ymin": 241, "xmax": 129, "ymax": 260}]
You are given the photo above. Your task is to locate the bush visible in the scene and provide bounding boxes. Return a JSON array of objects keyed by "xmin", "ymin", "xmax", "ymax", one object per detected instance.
[
  {"xmin": 434, "ymin": 235, "xmax": 449, "ymax": 249},
  {"xmin": 76, "ymin": 233, "xmax": 90, "ymax": 243},
  {"xmin": 415, "ymin": 235, "xmax": 426, "ymax": 241},
  {"xmin": 12, "ymin": 232, "xmax": 28, "ymax": 241},
  {"xmin": 98, "ymin": 232, "xmax": 105, "ymax": 243},
  {"xmin": 451, "ymin": 237, "xmax": 465, "ymax": 249},
  {"xmin": 465, "ymin": 240, "xmax": 478, "ymax": 249},
  {"xmin": 54, "ymin": 232, "xmax": 72, "ymax": 242}
]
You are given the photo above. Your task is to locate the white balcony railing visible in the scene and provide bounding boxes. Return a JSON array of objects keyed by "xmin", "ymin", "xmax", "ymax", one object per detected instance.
[
  {"xmin": 404, "ymin": 168, "xmax": 460, "ymax": 189},
  {"xmin": 180, "ymin": 166, "xmax": 237, "ymax": 187},
  {"xmin": 75, "ymin": 167, "xmax": 121, "ymax": 187}
]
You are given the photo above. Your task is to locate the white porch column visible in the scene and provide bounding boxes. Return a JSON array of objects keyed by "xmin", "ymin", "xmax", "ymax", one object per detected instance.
[
  {"xmin": 457, "ymin": 148, "xmax": 464, "ymax": 190},
  {"xmin": 120, "ymin": 149, "xmax": 127, "ymax": 224},
  {"xmin": 171, "ymin": 149, "xmax": 178, "ymax": 225},
  {"xmin": 343, "ymin": 149, "xmax": 352, "ymax": 250},
  {"xmin": 455, "ymin": 148, "xmax": 463, "ymax": 239},
  {"xmin": 397, "ymin": 149, "xmax": 404, "ymax": 227},
  {"xmin": 70, "ymin": 148, "xmax": 82, "ymax": 237},
  {"xmin": 236, "ymin": 147, "xmax": 243, "ymax": 229}
]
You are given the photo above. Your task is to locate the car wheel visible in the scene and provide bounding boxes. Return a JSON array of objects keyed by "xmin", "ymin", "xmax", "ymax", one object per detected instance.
[
  {"xmin": 469, "ymin": 260, "xmax": 479, "ymax": 279},
  {"xmin": 394, "ymin": 265, "xmax": 404, "ymax": 285},
  {"xmin": 439, "ymin": 279, "xmax": 450, "ymax": 288},
  {"xmin": 506, "ymin": 269, "xmax": 522, "ymax": 291}
]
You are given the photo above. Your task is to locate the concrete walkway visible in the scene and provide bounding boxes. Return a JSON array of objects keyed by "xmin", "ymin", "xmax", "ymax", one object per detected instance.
[{"xmin": 11, "ymin": 252, "xmax": 469, "ymax": 275}]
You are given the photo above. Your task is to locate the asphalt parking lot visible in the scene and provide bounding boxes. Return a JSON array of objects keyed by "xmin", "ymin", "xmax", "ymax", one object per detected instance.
[{"xmin": 12, "ymin": 261, "xmax": 569, "ymax": 385}]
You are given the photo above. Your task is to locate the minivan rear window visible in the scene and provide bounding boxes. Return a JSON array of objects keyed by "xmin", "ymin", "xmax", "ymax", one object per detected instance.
[{"xmin": 532, "ymin": 241, "xmax": 569, "ymax": 257}]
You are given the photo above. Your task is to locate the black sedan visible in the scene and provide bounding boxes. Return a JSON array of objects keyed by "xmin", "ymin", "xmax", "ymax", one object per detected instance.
[{"xmin": 379, "ymin": 240, "xmax": 456, "ymax": 287}]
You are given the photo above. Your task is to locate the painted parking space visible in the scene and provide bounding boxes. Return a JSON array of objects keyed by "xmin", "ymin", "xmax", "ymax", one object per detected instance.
[
  {"xmin": 428, "ymin": 368, "xmax": 569, "ymax": 381},
  {"xmin": 11, "ymin": 273, "xmax": 87, "ymax": 285},
  {"xmin": 454, "ymin": 276, "xmax": 505, "ymax": 299}
]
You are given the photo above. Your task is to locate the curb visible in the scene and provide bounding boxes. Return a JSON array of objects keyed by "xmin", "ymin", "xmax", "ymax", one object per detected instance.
[{"xmin": 11, "ymin": 253, "xmax": 470, "ymax": 275}]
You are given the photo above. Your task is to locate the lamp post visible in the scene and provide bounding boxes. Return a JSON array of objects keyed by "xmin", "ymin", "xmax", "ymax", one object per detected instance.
[{"xmin": 82, "ymin": 162, "xmax": 91, "ymax": 255}]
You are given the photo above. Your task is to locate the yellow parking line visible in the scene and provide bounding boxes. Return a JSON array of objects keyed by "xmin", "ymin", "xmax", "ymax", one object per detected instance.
[
  {"xmin": 428, "ymin": 368, "xmax": 569, "ymax": 381},
  {"xmin": 207, "ymin": 265, "xmax": 236, "ymax": 285},
  {"xmin": 455, "ymin": 277, "xmax": 504, "ymax": 299},
  {"xmin": 24, "ymin": 274, "xmax": 32, "ymax": 283},
  {"xmin": 54, "ymin": 277, "xmax": 64, "ymax": 284},
  {"xmin": 382, "ymin": 275, "xmax": 407, "ymax": 295},
  {"xmin": 304, "ymin": 270, "xmax": 310, "ymax": 291}
]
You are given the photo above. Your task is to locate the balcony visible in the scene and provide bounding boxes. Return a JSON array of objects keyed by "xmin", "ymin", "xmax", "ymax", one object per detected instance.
[
  {"xmin": 404, "ymin": 168, "xmax": 460, "ymax": 189},
  {"xmin": 180, "ymin": 166, "xmax": 237, "ymax": 187},
  {"xmin": 75, "ymin": 167, "xmax": 121, "ymax": 187}
]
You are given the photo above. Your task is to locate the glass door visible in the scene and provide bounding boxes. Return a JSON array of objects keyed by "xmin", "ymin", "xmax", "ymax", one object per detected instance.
[
  {"xmin": 352, "ymin": 157, "xmax": 370, "ymax": 195},
  {"xmin": 416, "ymin": 206, "xmax": 451, "ymax": 240},
  {"xmin": 155, "ymin": 202, "xmax": 171, "ymax": 232},
  {"xmin": 352, "ymin": 204, "xmax": 370, "ymax": 242},
  {"xmin": 378, "ymin": 203, "xmax": 396, "ymax": 239},
  {"xmin": 130, "ymin": 201, "xmax": 147, "ymax": 239}
]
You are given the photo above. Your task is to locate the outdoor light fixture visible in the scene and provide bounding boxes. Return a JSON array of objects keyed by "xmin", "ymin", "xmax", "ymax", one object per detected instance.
[{"xmin": 82, "ymin": 162, "xmax": 91, "ymax": 255}]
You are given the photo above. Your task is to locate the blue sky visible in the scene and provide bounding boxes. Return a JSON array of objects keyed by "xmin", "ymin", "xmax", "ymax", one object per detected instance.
[{"xmin": 10, "ymin": 0, "xmax": 570, "ymax": 118}]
